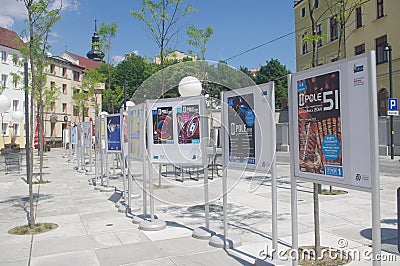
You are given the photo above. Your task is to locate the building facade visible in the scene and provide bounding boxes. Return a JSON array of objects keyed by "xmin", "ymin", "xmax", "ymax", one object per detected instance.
[
  {"xmin": 44, "ymin": 51, "xmax": 104, "ymax": 146},
  {"xmin": 0, "ymin": 26, "xmax": 26, "ymax": 150},
  {"xmin": 294, "ymin": 0, "xmax": 400, "ymax": 154}
]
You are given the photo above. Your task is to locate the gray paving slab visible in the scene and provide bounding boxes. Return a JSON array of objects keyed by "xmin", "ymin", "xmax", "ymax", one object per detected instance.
[
  {"xmin": 154, "ymin": 236, "xmax": 216, "ymax": 257},
  {"xmin": 0, "ymin": 242, "xmax": 31, "ymax": 262},
  {"xmin": 30, "ymin": 249, "xmax": 100, "ymax": 266},
  {"xmin": 94, "ymin": 242, "xmax": 166, "ymax": 266}
]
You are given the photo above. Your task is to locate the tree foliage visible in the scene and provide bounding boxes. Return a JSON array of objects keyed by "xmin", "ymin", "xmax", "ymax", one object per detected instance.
[
  {"xmin": 254, "ymin": 59, "xmax": 291, "ymax": 109},
  {"xmin": 186, "ymin": 24, "xmax": 214, "ymax": 60}
]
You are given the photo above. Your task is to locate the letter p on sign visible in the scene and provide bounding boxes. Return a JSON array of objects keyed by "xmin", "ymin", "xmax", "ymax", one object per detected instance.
[{"xmin": 388, "ymin": 98, "xmax": 399, "ymax": 116}]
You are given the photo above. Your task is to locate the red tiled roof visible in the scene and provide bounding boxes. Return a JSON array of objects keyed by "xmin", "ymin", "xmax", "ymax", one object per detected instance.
[
  {"xmin": 0, "ymin": 26, "xmax": 23, "ymax": 50},
  {"xmin": 65, "ymin": 51, "xmax": 102, "ymax": 70}
]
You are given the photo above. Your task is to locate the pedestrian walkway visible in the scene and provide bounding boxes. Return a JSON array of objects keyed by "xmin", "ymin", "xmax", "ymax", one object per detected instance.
[{"xmin": 0, "ymin": 149, "xmax": 399, "ymax": 265}]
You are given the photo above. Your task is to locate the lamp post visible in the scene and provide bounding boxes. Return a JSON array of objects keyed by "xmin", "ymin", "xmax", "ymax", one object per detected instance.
[{"xmin": 384, "ymin": 43, "xmax": 394, "ymax": 159}]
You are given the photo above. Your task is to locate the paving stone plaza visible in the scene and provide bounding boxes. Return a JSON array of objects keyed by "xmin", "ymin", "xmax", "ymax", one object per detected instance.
[{"xmin": 0, "ymin": 149, "xmax": 399, "ymax": 265}]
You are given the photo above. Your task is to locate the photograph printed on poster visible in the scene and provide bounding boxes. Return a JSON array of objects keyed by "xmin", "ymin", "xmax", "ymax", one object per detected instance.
[
  {"xmin": 152, "ymin": 106, "xmax": 174, "ymax": 144},
  {"xmin": 297, "ymin": 71, "xmax": 343, "ymax": 177},
  {"xmin": 177, "ymin": 104, "xmax": 200, "ymax": 144},
  {"xmin": 227, "ymin": 93, "xmax": 256, "ymax": 164},
  {"xmin": 107, "ymin": 115, "xmax": 121, "ymax": 151}
]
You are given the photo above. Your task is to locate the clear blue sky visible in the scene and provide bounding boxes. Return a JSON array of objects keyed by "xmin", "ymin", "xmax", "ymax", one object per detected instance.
[{"xmin": 1, "ymin": 0, "xmax": 296, "ymax": 71}]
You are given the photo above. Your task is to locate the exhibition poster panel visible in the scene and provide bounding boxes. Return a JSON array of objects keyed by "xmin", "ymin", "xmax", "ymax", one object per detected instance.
[
  {"xmin": 82, "ymin": 121, "xmax": 92, "ymax": 148},
  {"xmin": 101, "ymin": 118, "xmax": 106, "ymax": 149},
  {"xmin": 177, "ymin": 104, "xmax": 200, "ymax": 144},
  {"xmin": 128, "ymin": 105, "xmax": 142, "ymax": 160},
  {"xmin": 152, "ymin": 106, "xmax": 174, "ymax": 144},
  {"xmin": 107, "ymin": 114, "xmax": 122, "ymax": 152},
  {"xmin": 227, "ymin": 93, "xmax": 256, "ymax": 165},
  {"xmin": 71, "ymin": 126, "xmax": 77, "ymax": 145},
  {"xmin": 297, "ymin": 71, "xmax": 343, "ymax": 178}
]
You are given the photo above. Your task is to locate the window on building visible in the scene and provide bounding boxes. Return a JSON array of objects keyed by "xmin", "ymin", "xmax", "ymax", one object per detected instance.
[
  {"xmin": 12, "ymin": 100, "xmax": 19, "ymax": 111},
  {"xmin": 330, "ymin": 16, "xmax": 338, "ymax": 41},
  {"xmin": 62, "ymin": 103, "xmax": 67, "ymax": 113},
  {"xmin": 73, "ymin": 106, "xmax": 79, "ymax": 116},
  {"xmin": 314, "ymin": 0, "xmax": 319, "ymax": 8},
  {"xmin": 50, "ymin": 81, "xmax": 56, "ymax": 91},
  {"xmin": 377, "ymin": 0, "xmax": 384, "ymax": 19},
  {"xmin": 1, "ymin": 51, "xmax": 6, "ymax": 63},
  {"xmin": 51, "ymin": 102, "xmax": 56, "ymax": 112},
  {"xmin": 2, "ymin": 123, "xmax": 8, "ymax": 136},
  {"xmin": 62, "ymin": 67, "xmax": 67, "ymax": 77},
  {"xmin": 12, "ymin": 54, "xmax": 18, "ymax": 65},
  {"xmin": 356, "ymin": 7, "xmax": 362, "ymax": 28},
  {"xmin": 302, "ymin": 33, "xmax": 308, "ymax": 54},
  {"xmin": 377, "ymin": 88, "xmax": 389, "ymax": 116},
  {"xmin": 375, "ymin": 35, "xmax": 388, "ymax": 64},
  {"xmin": 316, "ymin": 24, "xmax": 322, "ymax": 47},
  {"xmin": 50, "ymin": 64, "xmax": 55, "ymax": 74},
  {"xmin": 73, "ymin": 88, "xmax": 79, "ymax": 95},
  {"xmin": 301, "ymin": 7, "xmax": 306, "ymax": 17},
  {"xmin": 355, "ymin": 44, "xmax": 365, "ymax": 55},
  {"xmin": 73, "ymin": 71, "xmax": 80, "ymax": 81},
  {"xmin": 12, "ymin": 123, "xmax": 19, "ymax": 136},
  {"xmin": 13, "ymin": 75, "xmax": 18, "ymax": 89},
  {"xmin": 62, "ymin": 84, "xmax": 67, "ymax": 94},
  {"xmin": 1, "ymin": 74, "xmax": 7, "ymax": 87}
]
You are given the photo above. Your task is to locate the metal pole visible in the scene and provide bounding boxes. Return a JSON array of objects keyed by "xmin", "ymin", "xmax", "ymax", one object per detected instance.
[
  {"xmin": 124, "ymin": 79, "xmax": 127, "ymax": 111},
  {"xmin": 388, "ymin": 45, "xmax": 394, "ymax": 159},
  {"xmin": 24, "ymin": 61, "xmax": 30, "ymax": 183}
]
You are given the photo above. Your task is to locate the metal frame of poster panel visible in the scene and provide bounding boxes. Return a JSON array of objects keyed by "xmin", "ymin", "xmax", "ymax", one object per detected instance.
[
  {"xmin": 106, "ymin": 114, "xmax": 122, "ymax": 153},
  {"xmin": 215, "ymin": 83, "xmax": 277, "ymax": 249},
  {"xmin": 288, "ymin": 51, "xmax": 380, "ymax": 266},
  {"xmin": 289, "ymin": 52, "xmax": 378, "ymax": 191},
  {"xmin": 146, "ymin": 96, "xmax": 207, "ymax": 167},
  {"xmin": 82, "ymin": 121, "xmax": 93, "ymax": 173}
]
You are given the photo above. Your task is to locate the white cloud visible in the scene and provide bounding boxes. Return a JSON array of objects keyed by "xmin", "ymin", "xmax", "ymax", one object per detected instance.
[
  {"xmin": 113, "ymin": 55, "xmax": 126, "ymax": 64},
  {"xmin": 0, "ymin": 16, "xmax": 15, "ymax": 28},
  {"xmin": 51, "ymin": 0, "xmax": 80, "ymax": 12}
]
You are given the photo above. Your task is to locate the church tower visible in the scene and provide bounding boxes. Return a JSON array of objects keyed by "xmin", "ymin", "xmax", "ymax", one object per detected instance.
[{"xmin": 86, "ymin": 20, "xmax": 105, "ymax": 61}]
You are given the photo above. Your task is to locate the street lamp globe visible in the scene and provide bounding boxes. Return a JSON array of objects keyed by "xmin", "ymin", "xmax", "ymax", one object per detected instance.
[
  {"xmin": 126, "ymin": 101, "xmax": 135, "ymax": 107},
  {"xmin": 178, "ymin": 76, "xmax": 202, "ymax": 97},
  {"xmin": 12, "ymin": 111, "xmax": 24, "ymax": 122},
  {"xmin": 99, "ymin": 111, "xmax": 109, "ymax": 117},
  {"xmin": 0, "ymin": 95, "xmax": 11, "ymax": 113}
]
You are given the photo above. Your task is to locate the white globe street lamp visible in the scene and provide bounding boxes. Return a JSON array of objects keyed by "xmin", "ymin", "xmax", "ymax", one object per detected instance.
[
  {"xmin": 178, "ymin": 76, "xmax": 202, "ymax": 97},
  {"xmin": 12, "ymin": 111, "xmax": 24, "ymax": 122},
  {"xmin": 126, "ymin": 101, "xmax": 135, "ymax": 107},
  {"xmin": 0, "ymin": 95, "xmax": 11, "ymax": 113}
]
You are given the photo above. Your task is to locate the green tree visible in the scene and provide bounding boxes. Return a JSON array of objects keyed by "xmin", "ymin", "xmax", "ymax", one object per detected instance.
[
  {"xmin": 254, "ymin": 59, "xmax": 291, "ymax": 109},
  {"xmin": 19, "ymin": 0, "xmax": 62, "ymax": 229},
  {"xmin": 131, "ymin": 0, "xmax": 197, "ymax": 95},
  {"xmin": 186, "ymin": 24, "xmax": 214, "ymax": 60},
  {"xmin": 82, "ymin": 68, "xmax": 107, "ymax": 116}
]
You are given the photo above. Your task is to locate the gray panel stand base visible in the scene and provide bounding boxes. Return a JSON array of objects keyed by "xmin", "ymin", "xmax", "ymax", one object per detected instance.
[
  {"xmin": 131, "ymin": 214, "xmax": 158, "ymax": 224},
  {"xmin": 192, "ymin": 226, "xmax": 216, "ymax": 240},
  {"xmin": 209, "ymin": 234, "xmax": 242, "ymax": 249},
  {"xmin": 139, "ymin": 219, "xmax": 166, "ymax": 231}
]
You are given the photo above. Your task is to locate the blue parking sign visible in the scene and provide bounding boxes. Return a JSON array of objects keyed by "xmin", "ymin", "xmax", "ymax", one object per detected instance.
[{"xmin": 388, "ymin": 98, "xmax": 398, "ymax": 111}]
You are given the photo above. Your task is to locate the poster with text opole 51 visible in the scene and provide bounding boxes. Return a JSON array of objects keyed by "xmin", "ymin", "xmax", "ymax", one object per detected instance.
[
  {"xmin": 106, "ymin": 114, "xmax": 121, "ymax": 152},
  {"xmin": 228, "ymin": 93, "xmax": 256, "ymax": 164},
  {"xmin": 297, "ymin": 71, "xmax": 343, "ymax": 178},
  {"xmin": 177, "ymin": 104, "xmax": 200, "ymax": 144}
]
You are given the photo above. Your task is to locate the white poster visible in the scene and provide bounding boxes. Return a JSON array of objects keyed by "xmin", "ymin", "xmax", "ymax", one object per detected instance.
[
  {"xmin": 289, "ymin": 52, "xmax": 378, "ymax": 190},
  {"xmin": 146, "ymin": 96, "xmax": 207, "ymax": 166},
  {"xmin": 128, "ymin": 104, "xmax": 143, "ymax": 161},
  {"xmin": 221, "ymin": 82, "xmax": 276, "ymax": 172},
  {"xmin": 82, "ymin": 121, "xmax": 92, "ymax": 148}
]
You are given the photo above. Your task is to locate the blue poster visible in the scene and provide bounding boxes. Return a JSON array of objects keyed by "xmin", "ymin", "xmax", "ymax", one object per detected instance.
[
  {"xmin": 71, "ymin": 127, "xmax": 77, "ymax": 144},
  {"xmin": 107, "ymin": 115, "xmax": 121, "ymax": 152}
]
